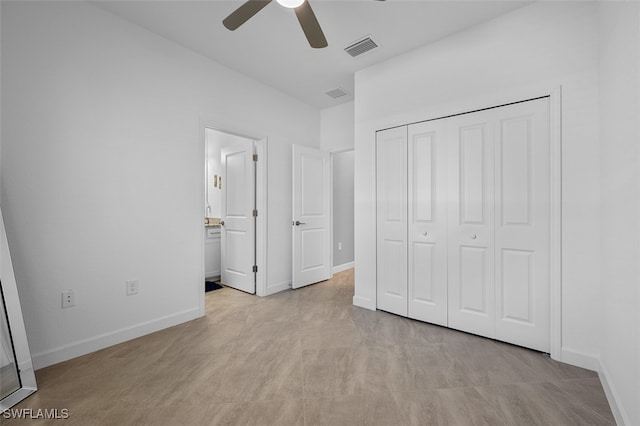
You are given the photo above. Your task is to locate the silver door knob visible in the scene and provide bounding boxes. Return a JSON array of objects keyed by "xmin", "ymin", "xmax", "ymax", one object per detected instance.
[
  {"xmin": 294, "ymin": 220, "xmax": 306, "ymax": 226},
  {"xmin": 471, "ymin": 233, "xmax": 477, "ymax": 239},
  {"xmin": 422, "ymin": 231, "xmax": 428, "ymax": 236}
]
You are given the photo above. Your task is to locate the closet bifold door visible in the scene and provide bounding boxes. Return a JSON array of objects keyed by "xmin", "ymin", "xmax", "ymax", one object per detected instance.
[
  {"xmin": 376, "ymin": 127, "xmax": 408, "ymax": 316},
  {"xmin": 447, "ymin": 109, "xmax": 496, "ymax": 338},
  {"xmin": 494, "ymin": 98, "xmax": 550, "ymax": 353},
  {"xmin": 407, "ymin": 121, "xmax": 448, "ymax": 326}
]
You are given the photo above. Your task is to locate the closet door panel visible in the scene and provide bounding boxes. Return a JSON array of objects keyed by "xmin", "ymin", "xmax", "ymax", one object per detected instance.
[
  {"xmin": 407, "ymin": 121, "xmax": 448, "ymax": 325},
  {"xmin": 376, "ymin": 127, "xmax": 408, "ymax": 316},
  {"xmin": 447, "ymin": 112, "xmax": 496, "ymax": 338},
  {"xmin": 495, "ymin": 98, "xmax": 550, "ymax": 352}
]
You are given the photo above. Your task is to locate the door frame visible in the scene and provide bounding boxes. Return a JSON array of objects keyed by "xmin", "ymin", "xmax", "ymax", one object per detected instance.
[
  {"xmin": 373, "ymin": 86, "xmax": 562, "ymax": 360},
  {"xmin": 329, "ymin": 148, "xmax": 355, "ymax": 274},
  {"xmin": 198, "ymin": 121, "xmax": 268, "ymax": 316}
]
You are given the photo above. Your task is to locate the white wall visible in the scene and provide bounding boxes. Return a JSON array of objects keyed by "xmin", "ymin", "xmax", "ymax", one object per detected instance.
[
  {"xmin": 321, "ymin": 101, "xmax": 354, "ymax": 152},
  {"xmin": 321, "ymin": 102, "xmax": 355, "ymax": 271},
  {"xmin": 355, "ymin": 1, "xmax": 601, "ymax": 364},
  {"xmin": 1, "ymin": 1, "xmax": 320, "ymax": 368},
  {"xmin": 598, "ymin": 3, "xmax": 640, "ymax": 425},
  {"xmin": 332, "ymin": 150, "xmax": 354, "ymax": 269}
]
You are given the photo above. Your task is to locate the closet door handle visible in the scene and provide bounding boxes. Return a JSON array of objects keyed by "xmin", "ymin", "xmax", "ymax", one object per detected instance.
[
  {"xmin": 422, "ymin": 231, "xmax": 428, "ymax": 236},
  {"xmin": 471, "ymin": 233, "xmax": 477, "ymax": 239},
  {"xmin": 293, "ymin": 220, "xmax": 306, "ymax": 226},
  {"xmin": 220, "ymin": 220, "xmax": 225, "ymax": 226}
]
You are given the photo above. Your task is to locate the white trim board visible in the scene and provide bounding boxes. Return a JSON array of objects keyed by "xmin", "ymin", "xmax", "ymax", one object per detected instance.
[
  {"xmin": 332, "ymin": 262, "xmax": 354, "ymax": 274},
  {"xmin": 559, "ymin": 347, "xmax": 600, "ymax": 372},
  {"xmin": 32, "ymin": 308, "xmax": 200, "ymax": 369},
  {"xmin": 599, "ymin": 359, "xmax": 632, "ymax": 426}
]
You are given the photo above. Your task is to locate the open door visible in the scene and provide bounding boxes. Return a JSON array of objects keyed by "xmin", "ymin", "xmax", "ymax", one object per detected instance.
[
  {"xmin": 292, "ymin": 145, "xmax": 331, "ymax": 289},
  {"xmin": 221, "ymin": 139, "xmax": 256, "ymax": 294}
]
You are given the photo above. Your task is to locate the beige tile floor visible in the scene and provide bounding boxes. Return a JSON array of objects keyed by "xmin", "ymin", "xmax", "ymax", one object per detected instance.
[{"xmin": 6, "ymin": 269, "xmax": 615, "ymax": 425}]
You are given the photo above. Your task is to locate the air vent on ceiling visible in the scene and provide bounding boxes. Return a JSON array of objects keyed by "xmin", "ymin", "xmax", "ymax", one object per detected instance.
[
  {"xmin": 344, "ymin": 36, "xmax": 379, "ymax": 57},
  {"xmin": 325, "ymin": 87, "xmax": 349, "ymax": 99}
]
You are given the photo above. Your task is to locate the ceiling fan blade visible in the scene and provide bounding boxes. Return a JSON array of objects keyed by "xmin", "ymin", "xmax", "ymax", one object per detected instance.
[
  {"xmin": 294, "ymin": 1, "xmax": 328, "ymax": 48},
  {"xmin": 223, "ymin": 0, "xmax": 273, "ymax": 31}
]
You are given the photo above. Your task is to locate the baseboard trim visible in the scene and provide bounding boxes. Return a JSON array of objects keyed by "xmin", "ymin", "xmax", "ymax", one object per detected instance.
[
  {"xmin": 598, "ymin": 359, "xmax": 632, "ymax": 426},
  {"xmin": 558, "ymin": 346, "xmax": 600, "ymax": 371},
  {"xmin": 353, "ymin": 295, "xmax": 375, "ymax": 311},
  {"xmin": 332, "ymin": 262, "xmax": 354, "ymax": 274},
  {"xmin": 32, "ymin": 308, "xmax": 201, "ymax": 370},
  {"xmin": 265, "ymin": 281, "xmax": 291, "ymax": 296},
  {"xmin": 559, "ymin": 347, "xmax": 631, "ymax": 425}
]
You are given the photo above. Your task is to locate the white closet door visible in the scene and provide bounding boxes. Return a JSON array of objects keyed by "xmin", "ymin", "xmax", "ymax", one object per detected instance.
[
  {"xmin": 447, "ymin": 110, "xmax": 496, "ymax": 338},
  {"xmin": 494, "ymin": 98, "xmax": 550, "ymax": 352},
  {"xmin": 407, "ymin": 121, "xmax": 448, "ymax": 326},
  {"xmin": 376, "ymin": 127, "xmax": 408, "ymax": 316}
]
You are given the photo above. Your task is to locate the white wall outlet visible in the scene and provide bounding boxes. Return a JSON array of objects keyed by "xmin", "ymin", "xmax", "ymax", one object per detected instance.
[
  {"xmin": 126, "ymin": 279, "xmax": 139, "ymax": 296},
  {"xmin": 338, "ymin": 242, "xmax": 342, "ymax": 251},
  {"xmin": 61, "ymin": 290, "xmax": 75, "ymax": 308}
]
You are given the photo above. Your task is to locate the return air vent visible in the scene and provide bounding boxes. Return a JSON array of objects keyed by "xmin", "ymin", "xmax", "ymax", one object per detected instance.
[
  {"xmin": 344, "ymin": 36, "xmax": 379, "ymax": 57},
  {"xmin": 325, "ymin": 87, "xmax": 349, "ymax": 99}
]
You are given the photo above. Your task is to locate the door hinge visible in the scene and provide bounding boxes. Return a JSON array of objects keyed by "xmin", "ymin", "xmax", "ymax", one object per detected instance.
[
  {"xmin": 253, "ymin": 154, "xmax": 258, "ymax": 162},
  {"xmin": 252, "ymin": 209, "xmax": 258, "ymax": 217},
  {"xmin": 252, "ymin": 265, "xmax": 258, "ymax": 273}
]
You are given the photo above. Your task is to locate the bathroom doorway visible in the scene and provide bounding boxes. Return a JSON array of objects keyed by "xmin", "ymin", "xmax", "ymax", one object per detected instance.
[{"xmin": 202, "ymin": 127, "xmax": 266, "ymax": 296}]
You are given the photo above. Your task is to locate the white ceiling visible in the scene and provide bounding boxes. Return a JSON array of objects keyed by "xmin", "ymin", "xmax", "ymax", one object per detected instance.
[{"xmin": 93, "ymin": 0, "xmax": 530, "ymax": 109}]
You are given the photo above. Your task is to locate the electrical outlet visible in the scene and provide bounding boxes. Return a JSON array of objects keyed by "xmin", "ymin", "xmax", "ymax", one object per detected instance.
[
  {"xmin": 61, "ymin": 290, "xmax": 75, "ymax": 308},
  {"xmin": 126, "ymin": 279, "xmax": 139, "ymax": 296},
  {"xmin": 338, "ymin": 242, "xmax": 342, "ymax": 251}
]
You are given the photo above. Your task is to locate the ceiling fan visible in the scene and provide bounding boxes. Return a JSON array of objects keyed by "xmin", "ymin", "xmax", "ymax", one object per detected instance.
[{"xmin": 223, "ymin": 0, "xmax": 328, "ymax": 49}]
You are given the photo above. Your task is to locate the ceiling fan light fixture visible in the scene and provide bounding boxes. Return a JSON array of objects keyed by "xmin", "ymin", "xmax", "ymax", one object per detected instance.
[{"xmin": 276, "ymin": 0, "xmax": 305, "ymax": 8}]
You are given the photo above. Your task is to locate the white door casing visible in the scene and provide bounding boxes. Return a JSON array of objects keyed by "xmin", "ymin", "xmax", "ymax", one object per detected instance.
[
  {"xmin": 221, "ymin": 139, "xmax": 256, "ymax": 294},
  {"xmin": 407, "ymin": 121, "xmax": 448, "ymax": 326},
  {"xmin": 375, "ymin": 127, "xmax": 408, "ymax": 316},
  {"xmin": 292, "ymin": 145, "xmax": 331, "ymax": 289}
]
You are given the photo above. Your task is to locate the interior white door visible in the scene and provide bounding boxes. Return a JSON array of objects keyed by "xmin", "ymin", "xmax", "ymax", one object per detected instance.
[
  {"xmin": 376, "ymin": 127, "xmax": 408, "ymax": 316},
  {"xmin": 407, "ymin": 121, "xmax": 448, "ymax": 326},
  {"xmin": 494, "ymin": 98, "xmax": 550, "ymax": 352},
  {"xmin": 447, "ymin": 109, "xmax": 496, "ymax": 338},
  {"xmin": 292, "ymin": 145, "xmax": 331, "ymax": 289},
  {"xmin": 221, "ymin": 140, "xmax": 256, "ymax": 294}
]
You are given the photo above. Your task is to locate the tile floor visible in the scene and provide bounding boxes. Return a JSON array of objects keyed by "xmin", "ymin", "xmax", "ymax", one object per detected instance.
[{"xmin": 6, "ymin": 269, "xmax": 615, "ymax": 425}]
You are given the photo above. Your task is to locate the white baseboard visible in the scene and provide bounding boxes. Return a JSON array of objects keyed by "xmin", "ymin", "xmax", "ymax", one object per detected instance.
[
  {"xmin": 352, "ymin": 295, "xmax": 375, "ymax": 310},
  {"xmin": 559, "ymin": 347, "xmax": 631, "ymax": 425},
  {"xmin": 598, "ymin": 359, "xmax": 632, "ymax": 426},
  {"xmin": 265, "ymin": 281, "xmax": 291, "ymax": 296},
  {"xmin": 32, "ymin": 308, "xmax": 201, "ymax": 370},
  {"xmin": 558, "ymin": 346, "xmax": 600, "ymax": 371},
  {"xmin": 332, "ymin": 262, "xmax": 354, "ymax": 274}
]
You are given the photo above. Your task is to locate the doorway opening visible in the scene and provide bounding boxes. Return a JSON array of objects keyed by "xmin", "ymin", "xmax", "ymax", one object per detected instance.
[{"xmin": 202, "ymin": 127, "xmax": 267, "ymax": 301}]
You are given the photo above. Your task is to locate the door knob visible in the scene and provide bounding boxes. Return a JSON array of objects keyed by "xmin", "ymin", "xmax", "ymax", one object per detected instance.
[
  {"xmin": 294, "ymin": 220, "xmax": 306, "ymax": 226},
  {"xmin": 220, "ymin": 220, "xmax": 225, "ymax": 226},
  {"xmin": 471, "ymin": 233, "xmax": 477, "ymax": 239},
  {"xmin": 422, "ymin": 231, "xmax": 428, "ymax": 236}
]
